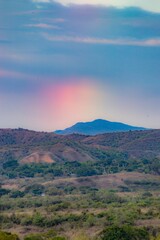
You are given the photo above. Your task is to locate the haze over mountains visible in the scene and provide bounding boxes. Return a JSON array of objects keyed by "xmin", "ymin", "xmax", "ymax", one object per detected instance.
[{"xmin": 55, "ymin": 119, "xmax": 146, "ymax": 135}]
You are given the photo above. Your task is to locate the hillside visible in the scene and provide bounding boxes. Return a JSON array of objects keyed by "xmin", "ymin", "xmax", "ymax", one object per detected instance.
[
  {"xmin": 0, "ymin": 128, "xmax": 160, "ymax": 177},
  {"xmin": 83, "ymin": 129, "xmax": 160, "ymax": 158},
  {"xmin": 54, "ymin": 119, "xmax": 146, "ymax": 135},
  {"xmin": 0, "ymin": 128, "xmax": 94, "ymax": 165},
  {"xmin": 0, "ymin": 128, "xmax": 159, "ymax": 164},
  {"xmin": 0, "ymin": 128, "xmax": 159, "ymax": 163}
]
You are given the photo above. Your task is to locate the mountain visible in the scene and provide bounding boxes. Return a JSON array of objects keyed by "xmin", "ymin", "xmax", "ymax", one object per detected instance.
[{"xmin": 54, "ymin": 119, "xmax": 146, "ymax": 135}]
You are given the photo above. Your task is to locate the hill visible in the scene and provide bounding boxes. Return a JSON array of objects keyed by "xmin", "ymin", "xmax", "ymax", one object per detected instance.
[
  {"xmin": 54, "ymin": 119, "xmax": 146, "ymax": 135},
  {"xmin": 0, "ymin": 128, "xmax": 160, "ymax": 177}
]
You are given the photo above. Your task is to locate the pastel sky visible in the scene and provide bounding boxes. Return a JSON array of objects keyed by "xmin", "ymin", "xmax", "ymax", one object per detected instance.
[{"xmin": 0, "ymin": 0, "xmax": 160, "ymax": 131}]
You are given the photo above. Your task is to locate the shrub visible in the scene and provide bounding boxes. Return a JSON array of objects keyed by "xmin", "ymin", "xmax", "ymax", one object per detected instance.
[
  {"xmin": 0, "ymin": 230, "xmax": 20, "ymax": 240},
  {"xmin": 24, "ymin": 234, "xmax": 43, "ymax": 240},
  {"xmin": 100, "ymin": 225, "xmax": 149, "ymax": 240}
]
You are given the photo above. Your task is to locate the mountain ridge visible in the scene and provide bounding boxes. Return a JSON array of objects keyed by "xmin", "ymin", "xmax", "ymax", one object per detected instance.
[{"xmin": 54, "ymin": 119, "xmax": 146, "ymax": 135}]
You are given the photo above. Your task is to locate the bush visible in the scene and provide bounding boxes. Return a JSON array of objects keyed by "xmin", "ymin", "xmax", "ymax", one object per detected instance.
[
  {"xmin": 25, "ymin": 184, "xmax": 45, "ymax": 196},
  {"xmin": 100, "ymin": 225, "xmax": 150, "ymax": 240},
  {"xmin": 9, "ymin": 190, "xmax": 25, "ymax": 198},
  {"xmin": 0, "ymin": 188, "xmax": 10, "ymax": 197},
  {"xmin": 24, "ymin": 234, "xmax": 43, "ymax": 240},
  {"xmin": 24, "ymin": 231, "xmax": 66, "ymax": 240},
  {"xmin": 0, "ymin": 230, "xmax": 20, "ymax": 240}
]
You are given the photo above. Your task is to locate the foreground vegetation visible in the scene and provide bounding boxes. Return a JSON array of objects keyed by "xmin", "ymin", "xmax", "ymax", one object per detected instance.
[
  {"xmin": 1, "ymin": 225, "xmax": 160, "ymax": 240},
  {"xmin": 1, "ymin": 171, "xmax": 160, "ymax": 240}
]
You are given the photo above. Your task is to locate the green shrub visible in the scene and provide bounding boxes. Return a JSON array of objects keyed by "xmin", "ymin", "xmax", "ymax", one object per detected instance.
[
  {"xmin": 100, "ymin": 225, "xmax": 149, "ymax": 240},
  {"xmin": 24, "ymin": 234, "xmax": 43, "ymax": 240},
  {"xmin": 0, "ymin": 230, "xmax": 20, "ymax": 240}
]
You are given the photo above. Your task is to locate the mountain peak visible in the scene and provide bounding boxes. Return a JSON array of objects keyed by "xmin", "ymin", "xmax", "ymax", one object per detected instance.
[{"xmin": 54, "ymin": 119, "xmax": 146, "ymax": 135}]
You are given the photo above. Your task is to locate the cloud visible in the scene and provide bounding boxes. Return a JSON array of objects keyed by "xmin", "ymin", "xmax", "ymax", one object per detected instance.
[
  {"xmin": 0, "ymin": 68, "xmax": 40, "ymax": 94},
  {"xmin": 44, "ymin": 34, "xmax": 160, "ymax": 47},
  {"xmin": 0, "ymin": 69, "xmax": 43, "ymax": 95},
  {"xmin": 33, "ymin": 0, "xmax": 51, "ymax": 2},
  {"xmin": 32, "ymin": 0, "xmax": 160, "ymax": 13},
  {"xmin": 0, "ymin": 69, "xmax": 26, "ymax": 79},
  {"xmin": 25, "ymin": 23, "xmax": 60, "ymax": 29}
]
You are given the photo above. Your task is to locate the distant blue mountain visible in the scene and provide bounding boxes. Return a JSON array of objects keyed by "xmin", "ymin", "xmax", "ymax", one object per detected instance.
[{"xmin": 54, "ymin": 119, "xmax": 146, "ymax": 135}]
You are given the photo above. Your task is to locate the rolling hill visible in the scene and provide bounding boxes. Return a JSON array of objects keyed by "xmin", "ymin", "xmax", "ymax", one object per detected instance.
[
  {"xmin": 0, "ymin": 128, "xmax": 159, "ymax": 167},
  {"xmin": 54, "ymin": 119, "xmax": 146, "ymax": 135}
]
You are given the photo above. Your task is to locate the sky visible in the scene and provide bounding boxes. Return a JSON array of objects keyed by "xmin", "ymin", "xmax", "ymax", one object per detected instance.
[{"xmin": 0, "ymin": 0, "xmax": 160, "ymax": 131}]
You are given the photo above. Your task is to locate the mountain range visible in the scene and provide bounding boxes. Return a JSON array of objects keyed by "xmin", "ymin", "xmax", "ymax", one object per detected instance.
[{"xmin": 54, "ymin": 119, "xmax": 146, "ymax": 135}]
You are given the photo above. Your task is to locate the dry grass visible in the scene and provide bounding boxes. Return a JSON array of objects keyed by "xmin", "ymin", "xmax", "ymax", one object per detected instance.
[
  {"xmin": 136, "ymin": 219, "xmax": 160, "ymax": 227},
  {"xmin": 2, "ymin": 171, "xmax": 160, "ymax": 191},
  {"xmin": 20, "ymin": 152, "xmax": 55, "ymax": 164},
  {"xmin": 43, "ymin": 172, "xmax": 160, "ymax": 190}
]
